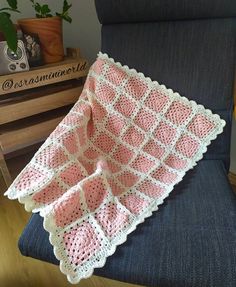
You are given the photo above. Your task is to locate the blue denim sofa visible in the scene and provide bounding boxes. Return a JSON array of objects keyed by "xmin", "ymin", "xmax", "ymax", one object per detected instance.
[{"xmin": 18, "ymin": 1, "xmax": 236, "ymax": 286}]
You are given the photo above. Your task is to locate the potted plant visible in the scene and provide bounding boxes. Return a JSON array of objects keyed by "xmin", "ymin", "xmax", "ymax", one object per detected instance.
[
  {"xmin": 18, "ymin": 0, "xmax": 72, "ymax": 63},
  {"xmin": 0, "ymin": 0, "xmax": 20, "ymax": 52}
]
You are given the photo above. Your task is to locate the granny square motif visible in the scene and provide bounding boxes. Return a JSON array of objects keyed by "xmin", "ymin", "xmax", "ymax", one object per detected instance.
[{"xmin": 5, "ymin": 52, "xmax": 225, "ymax": 284}]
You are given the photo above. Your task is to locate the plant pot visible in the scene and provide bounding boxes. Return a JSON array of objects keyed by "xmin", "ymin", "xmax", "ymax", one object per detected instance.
[{"xmin": 18, "ymin": 16, "xmax": 64, "ymax": 64}]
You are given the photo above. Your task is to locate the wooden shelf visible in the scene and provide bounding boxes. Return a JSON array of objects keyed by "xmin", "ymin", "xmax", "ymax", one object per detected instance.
[
  {"xmin": 0, "ymin": 57, "xmax": 88, "ymax": 96},
  {"xmin": 0, "ymin": 113, "xmax": 65, "ymax": 154},
  {"xmin": 0, "ymin": 52, "xmax": 88, "ymax": 187},
  {"xmin": 0, "ymin": 82, "xmax": 82, "ymax": 125},
  {"xmin": 0, "ymin": 103, "xmax": 73, "ymax": 154}
]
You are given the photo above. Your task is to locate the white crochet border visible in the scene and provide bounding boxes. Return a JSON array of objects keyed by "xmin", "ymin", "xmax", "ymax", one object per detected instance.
[{"xmin": 5, "ymin": 52, "xmax": 226, "ymax": 284}]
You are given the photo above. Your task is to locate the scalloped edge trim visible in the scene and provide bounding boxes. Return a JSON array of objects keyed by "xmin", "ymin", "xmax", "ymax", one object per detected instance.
[
  {"xmin": 43, "ymin": 191, "xmax": 171, "ymax": 284},
  {"xmin": 5, "ymin": 51, "xmax": 226, "ymax": 284},
  {"xmin": 98, "ymin": 52, "xmax": 226, "ymax": 126}
]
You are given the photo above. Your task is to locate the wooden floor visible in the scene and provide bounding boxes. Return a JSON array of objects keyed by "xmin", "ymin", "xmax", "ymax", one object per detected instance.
[{"xmin": 0, "ymin": 151, "xmax": 142, "ymax": 287}]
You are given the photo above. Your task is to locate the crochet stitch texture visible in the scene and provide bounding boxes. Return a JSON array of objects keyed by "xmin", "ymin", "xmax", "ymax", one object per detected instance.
[{"xmin": 5, "ymin": 53, "xmax": 225, "ymax": 284}]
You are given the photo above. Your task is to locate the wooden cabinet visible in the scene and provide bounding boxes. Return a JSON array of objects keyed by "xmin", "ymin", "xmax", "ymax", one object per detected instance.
[{"xmin": 0, "ymin": 54, "xmax": 88, "ymax": 187}]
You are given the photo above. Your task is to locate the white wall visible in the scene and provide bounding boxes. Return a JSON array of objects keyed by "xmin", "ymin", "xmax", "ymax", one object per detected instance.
[
  {"xmin": 10, "ymin": 0, "xmax": 101, "ymax": 63},
  {"xmin": 50, "ymin": 0, "xmax": 101, "ymax": 63}
]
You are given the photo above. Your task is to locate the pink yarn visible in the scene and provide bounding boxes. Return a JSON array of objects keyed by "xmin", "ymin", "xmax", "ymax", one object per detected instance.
[
  {"xmin": 95, "ymin": 203, "xmax": 129, "ymax": 237},
  {"xmin": 63, "ymin": 222, "xmax": 101, "ymax": 266},
  {"xmin": 32, "ymin": 181, "xmax": 64, "ymax": 204},
  {"xmin": 5, "ymin": 52, "xmax": 225, "ymax": 284},
  {"xmin": 120, "ymin": 194, "xmax": 149, "ymax": 215}
]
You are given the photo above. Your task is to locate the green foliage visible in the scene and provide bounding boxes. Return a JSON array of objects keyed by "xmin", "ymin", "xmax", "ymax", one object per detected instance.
[
  {"xmin": 0, "ymin": 0, "xmax": 72, "ymax": 52},
  {"xmin": 30, "ymin": 0, "xmax": 72, "ymax": 22},
  {"xmin": 56, "ymin": 0, "xmax": 72, "ymax": 23},
  {"xmin": 7, "ymin": 0, "xmax": 17, "ymax": 10},
  {"xmin": 30, "ymin": 0, "xmax": 52, "ymax": 18},
  {"xmin": 0, "ymin": 0, "xmax": 19, "ymax": 52}
]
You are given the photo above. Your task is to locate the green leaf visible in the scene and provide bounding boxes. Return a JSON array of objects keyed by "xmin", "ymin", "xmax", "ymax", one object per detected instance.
[
  {"xmin": 56, "ymin": 12, "xmax": 72, "ymax": 23},
  {"xmin": 56, "ymin": 0, "xmax": 72, "ymax": 23},
  {"xmin": 34, "ymin": 3, "xmax": 41, "ymax": 13},
  {"xmin": 2, "ymin": 12, "xmax": 10, "ymax": 17},
  {"xmin": 6, "ymin": 0, "xmax": 17, "ymax": 10},
  {"xmin": 41, "ymin": 4, "xmax": 51, "ymax": 16},
  {"xmin": 64, "ymin": 0, "xmax": 72, "ymax": 14},
  {"xmin": 63, "ymin": 0, "xmax": 72, "ymax": 13},
  {"xmin": 0, "ymin": 12, "xmax": 17, "ymax": 52},
  {"xmin": 63, "ymin": 14, "xmax": 72, "ymax": 23},
  {"xmin": 0, "ymin": 7, "xmax": 20, "ymax": 13}
]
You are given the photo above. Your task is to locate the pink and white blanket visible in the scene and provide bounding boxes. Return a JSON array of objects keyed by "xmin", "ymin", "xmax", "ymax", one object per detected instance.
[{"xmin": 5, "ymin": 53, "xmax": 225, "ymax": 284}]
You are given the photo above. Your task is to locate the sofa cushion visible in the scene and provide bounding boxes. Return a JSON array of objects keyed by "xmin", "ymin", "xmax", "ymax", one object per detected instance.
[
  {"xmin": 18, "ymin": 160, "xmax": 236, "ymax": 287},
  {"xmin": 101, "ymin": 19, "xmax": 236, "ymax": 168},
  {"xmin": 95, "ymin": 0, "xmax": 236, "ymax": 24}
]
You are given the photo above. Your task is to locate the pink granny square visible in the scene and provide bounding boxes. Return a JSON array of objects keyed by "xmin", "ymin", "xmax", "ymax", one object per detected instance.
[
  {"xmin": 124, "ymin": 77, "xmax": 148, "ymax": 100},
  {"xmin": 91, "ymin": 99, "xmax": 107, "ymax": 122},
  {"xmin": 119, "ymin": 194, "xmax": 149, "ymax": 215},
  {"xmin": 143, "ymin": 140, "xmax": 165, "ymax": 159},
  {"xmin": 96, "ymin": 82, "xmax": 116, "ymax": 103},
  {"xmin": 14, "ymin": 166, "xmax": 48, "ymax": 191},
  {"xmin": 123, "ymin": 127, "xmax": 145, "ymax": 147},
  {"xmin": 117, "ymin": 171, "xmax": 139, "ymax": 187},
  {"xmin": 165, "ymin": 154, "xmax": 188, "ymax": 170},
  {"xmin": 35, "ymin": 145, "xmax": 68, "ymax": 169},
  {"xmin": 113, "ymin": 145, "xmax": 134, "ymax": 164},
  {"xmin": 175, "ymin": 134, "xmax": 199, "ymax": 158},
  {"xmin": 138, "ymin": 180, "xmax": 166, "ymax": 198},
  {"xmin": 114, "ymin": 95, "xmax": 136, "ymax": 117},
  {"xmin": 134, "ymin": 108, "xmax": 156, "ymax": 131},
  {"xmin": 58, "ymin": 131, "xmax": 78, "ymax": 154},
  {"xmin": 154, "ymin": 121, "xmax": 177, "ymax": 146},
  {"xmin": 188, "ymin": 114, "xmax": 215, "ymax": 138},
  {"xmin": 84, "ymin": 148, "xmax": 99, "ymax": 160},
  {"xmin": 166, "ymin": 101, "xmax": 192, "ymax": 125},
  {"xmin": 107, "ymin": 178, "xmax": 124, "ymax": 196},
  {"xmin": 106, "ymin": 114, "xmax": 126, "ymax": 136},
  {"xmin": 131, "ymin": 155, "xmax": 155, "ymax": 173},
  {"xmin": 63, "ymin": 222, "xmax": 101, "ymax": 266},
  {"xmin": 106, "ymin": 160, "xmax": 121, "ymax": 173},
  {"xmin": 54, "ymin": 189, "xmax": 84, "ymax": 227},
  {"xmin": 95, "ymin": 202, "xmax": 130, "ymax": 238},
  {"xmin": 82, "ymin": 177, "xmax": 108, "ymax": 212},
  {"xmin": 59, "ymin": 163, "xmax": 86, "ymax": 187},
  {"xmin": 33, "ymin": 181, "xmax": 65, "ymax": 205},
  {"xmin": 145, "ymin": 89, "xmax": 170, "ymax": 113},
  {"xmin": 104, "ymin": 64, "xmax": 127, "ymax": 85},
  {"xmin": 94, "ymin": 133, "xmax": 116, "ymax": 153},
  {"xmin": 151, "ymin": 166, "xmax": 178, "ymax": 184}
]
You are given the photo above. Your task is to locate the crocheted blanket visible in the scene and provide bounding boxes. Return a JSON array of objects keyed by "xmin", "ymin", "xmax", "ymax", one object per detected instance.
[{"xmin": 5, "ymin": 53, "xmax": 225, "ymax": 284}]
